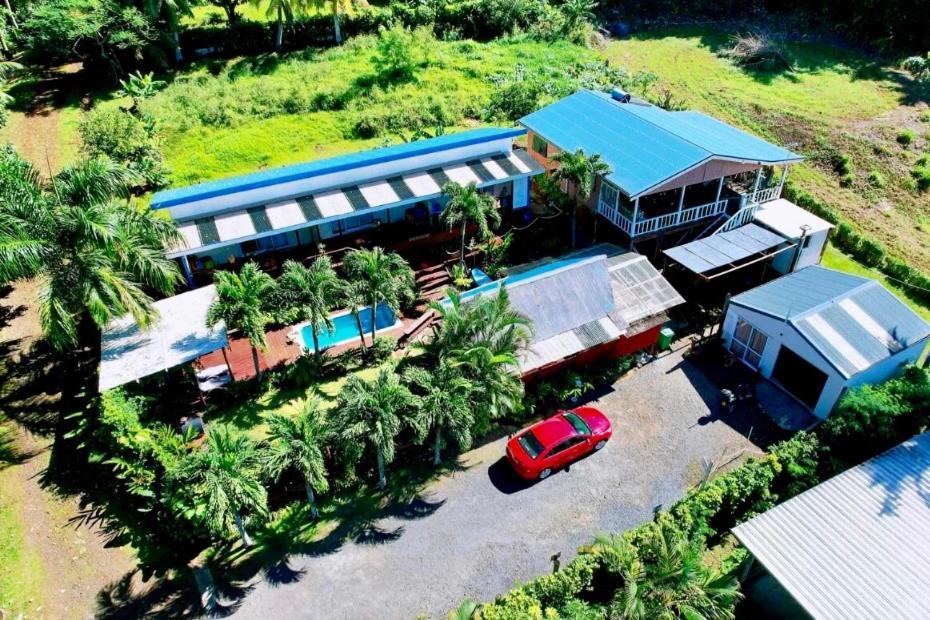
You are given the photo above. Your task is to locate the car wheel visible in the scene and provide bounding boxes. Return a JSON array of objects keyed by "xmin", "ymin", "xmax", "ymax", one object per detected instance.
[
  {"xmin": 594, "ymin": 439, "xmax": 607, "ymax": 451},
  {"xmin": 538, "ymin": 468, "xmax": 552, "ymax": 480}
]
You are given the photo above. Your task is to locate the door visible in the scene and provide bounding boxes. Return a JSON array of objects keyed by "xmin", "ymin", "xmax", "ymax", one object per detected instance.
[
  {"xmin": 544, "ymin": 436, "xmax": 589, "ymax": 470},
  {"xmin": 771, "ymin": 346, "xmax": 829, "ymax": 409}
]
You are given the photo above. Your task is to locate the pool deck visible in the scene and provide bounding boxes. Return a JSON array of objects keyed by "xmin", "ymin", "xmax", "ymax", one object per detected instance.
[{"xmin": 195, "ymin": 314, "xmax": 415, "ymax": 381}]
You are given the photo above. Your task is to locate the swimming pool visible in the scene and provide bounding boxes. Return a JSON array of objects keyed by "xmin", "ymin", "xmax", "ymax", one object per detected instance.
[{"xmin": 299, "ymin": 303, "xmax": 399, "ymax": 350}]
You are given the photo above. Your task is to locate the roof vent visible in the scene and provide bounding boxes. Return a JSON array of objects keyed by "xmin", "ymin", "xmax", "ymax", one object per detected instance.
[{"xmin": 611, "ymin": 87, "xmax": 631, "ymax": 103}]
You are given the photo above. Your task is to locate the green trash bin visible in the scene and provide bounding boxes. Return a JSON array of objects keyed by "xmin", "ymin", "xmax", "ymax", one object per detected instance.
[{"xmin": 657, "ymin": 327, "xmax": 675, "ymax": 351}]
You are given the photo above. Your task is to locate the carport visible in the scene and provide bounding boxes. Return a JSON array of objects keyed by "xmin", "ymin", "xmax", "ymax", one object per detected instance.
[{"xmin": 662, "ymin": 223, "xmax": 795, "ymax": 280}]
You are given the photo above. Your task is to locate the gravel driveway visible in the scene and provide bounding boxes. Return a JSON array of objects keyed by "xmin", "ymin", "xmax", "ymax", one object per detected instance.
[{"xmin": 226, "ymin": 347, "xmax": 763, "ymax": 619}]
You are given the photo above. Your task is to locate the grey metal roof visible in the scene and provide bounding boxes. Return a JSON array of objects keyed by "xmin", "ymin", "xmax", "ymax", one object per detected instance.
[
  {"xmin": 99, "ymin": 285, "xmax": 227, "ymax": 391},
  {"xmin": 734, "ymin": 432, "xmax": 930, "ymax": 620},
  {"xmin": 662, "ymin": 224, "xmax": 792, "ymax": 276},
  {"xmin": 730, "ymin": 266, "xmax": 930, "ymax": 378}
]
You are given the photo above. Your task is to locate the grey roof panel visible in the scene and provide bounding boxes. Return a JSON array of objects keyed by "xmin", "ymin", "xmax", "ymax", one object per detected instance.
[
  {"xmin": 729, "ymin": 265, "xmax": 869, "ymax": 319},
  {"xmin": 734, "ymin": 432, "xmax": 930, "ymax": 620},
  {"xmin": 663, "ymin": 223, "xmax": 787, "ymax": 275}
]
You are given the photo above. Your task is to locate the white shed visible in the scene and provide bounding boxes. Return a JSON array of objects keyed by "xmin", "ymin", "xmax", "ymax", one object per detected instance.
[
  {"xmin": 752, "ymin": 198, "xmax": 833, "ymax": 274},
  {"xmin": 722, "ymin": 266, "xmax": 930, "ymax": 419}
]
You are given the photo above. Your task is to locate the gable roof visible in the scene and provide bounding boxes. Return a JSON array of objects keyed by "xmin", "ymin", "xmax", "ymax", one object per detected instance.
[
  {"xmin": 151, "ymin": 127, "xmax": 526, "ymax": 210},
  {"xmin": 519, "ymin": 90, "xmax": 802, "ymax": 198},
  {"xmin": 734, "ymin": 432, "xmax": 930, "ymax": 620},
  {"xmin": 730, "ymin": 266, "xmax": 930, "ymax": 378}
]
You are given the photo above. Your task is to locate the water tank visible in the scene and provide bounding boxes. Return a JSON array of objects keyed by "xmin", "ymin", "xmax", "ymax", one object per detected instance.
[{"xmin": 611, "ymin": 87, "xmax": 631, "ymax": 103}]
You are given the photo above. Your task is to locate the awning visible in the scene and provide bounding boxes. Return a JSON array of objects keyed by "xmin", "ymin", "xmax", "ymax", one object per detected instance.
[
  {"xmin": 662, "ymin": 223, "xmax": 795, "ymax": 279},
  {"xmin": 98, "ymin": 285, "xmax": 227, "ymax": 391},
  {"xmin": 168, "ymin": 150, "xmax": 542, "ymax": 258}
]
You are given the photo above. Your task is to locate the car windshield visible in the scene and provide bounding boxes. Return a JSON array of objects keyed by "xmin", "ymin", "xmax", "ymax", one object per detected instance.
[
  {"xmin": 517, "ymin": 432, "xmax": 544, "ymax": 459},
  {"xmin": 563, "ymin": 412, "xmax": 591, "ymax": 435}
]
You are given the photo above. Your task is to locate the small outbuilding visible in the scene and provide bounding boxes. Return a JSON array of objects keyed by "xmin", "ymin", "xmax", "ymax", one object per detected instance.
[
  {"xmin": 734, "ymin": 431, "xmax": 930, "ymax": 619},
  {"xmin": 722, "ymin": 266, "xmax": 930, "ymax": 419}
]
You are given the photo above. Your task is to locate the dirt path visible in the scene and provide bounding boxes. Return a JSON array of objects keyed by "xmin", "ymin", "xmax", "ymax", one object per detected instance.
[{"xmin": 1, "ymin": 282, "xmax": 135, "ymax": 618}]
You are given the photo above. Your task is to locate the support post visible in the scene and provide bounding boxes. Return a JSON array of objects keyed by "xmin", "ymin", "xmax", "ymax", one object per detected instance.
[
  {"xmin": 715, "ymin": 176, "xmax": 725, "ymax": 204},
  {"xmin": 180, "ymin": 256, "xmax": 195, "ymax": 289},
  {"xmin": 675, "ymin": 186, "xmax": 687, "ymax": 225},
  {"xmin": 750, "ymin": 167, "xmax": 763, "ymax": 202},
  {"xmin": 630, "ymin": 197, "xmax": 640, "ymax": 242},
  {"xmin": 777, "ymin": 165, "xmax": 788, "ymax": 196}
]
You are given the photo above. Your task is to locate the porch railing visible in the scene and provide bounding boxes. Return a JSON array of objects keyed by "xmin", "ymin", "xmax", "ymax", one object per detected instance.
[
  {"xmin": 715, "ymin": 203, "xmax": 761, "ymax": 234},
  {"xmin": 748, "ymin": 185, "xmax": 782, "ymax": 205},
  {"xmin": 599, "ymin": 199, "xmax": 728, "ymax": 237}
]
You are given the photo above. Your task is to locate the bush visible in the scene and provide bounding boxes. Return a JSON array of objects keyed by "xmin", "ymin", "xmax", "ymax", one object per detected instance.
[
  {"xmin": 897, "ymin": 129, "xmax": 916, "ymax": 146},
  {"xmin": 868, "ymin": 169, "xmax": 886, "ymax": 188},
  {"xmin": 371, "ymin": 24, "xmax": 428, "ymax": 82},
  {"xmin": 721, "ymin": 32, "xmax": 793, "ymax": 72},
  {"xmin": 79, "ymin": 109, "xmax": 170, "ymax": 190},
  {"xmin": 913, "ymin": 164, "xmax": 930, "ymax": 191},
  {"xmin": 484, "ymin": 76, "xmax": 545, "ymax": 122},
  {"xmin": 369, "ymin": 336, "xmax": 397, "ymax": 361}
]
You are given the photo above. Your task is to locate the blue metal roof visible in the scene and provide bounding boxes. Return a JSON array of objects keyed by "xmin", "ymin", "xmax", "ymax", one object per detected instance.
[
  {"xmin": 151, "ymin": 127, "xmax": 526, "ymax": 209},
  {"xmin": 520, "ymin": 90, "xmax": 802, "ymax": 198},
  {"xmin": 730, "ymin": 266, "xmax": 930, "ymax": 378}
]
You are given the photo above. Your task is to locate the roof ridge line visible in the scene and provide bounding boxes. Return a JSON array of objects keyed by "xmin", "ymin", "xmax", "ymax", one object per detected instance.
[{"xmin": 583, "ymin": 89, "xmax": 714, "ymax": 159}]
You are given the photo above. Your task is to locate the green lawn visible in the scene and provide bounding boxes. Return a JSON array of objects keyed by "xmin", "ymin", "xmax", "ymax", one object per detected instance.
[{"xmin": 821, "ymin": 243, "xmax": 930, "ymax": 321}]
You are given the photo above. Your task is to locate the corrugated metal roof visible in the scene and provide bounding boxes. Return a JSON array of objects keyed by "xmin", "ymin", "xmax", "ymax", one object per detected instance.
[
  {"xmin": 606, "ymin": 252, "xmax": 685, "ymax": 326},
  {"xmin": 733, "ymin": 432, "xmax": 930, "ymax": 620},
  {"xmin": 99, "ymin": 285, "xmax": 227, "ymax": 391},
  {"xmin": 662, "ymin": 223, "xmax": 791, "ymax": 275},
  {"xmin": 151, "ymin": 127, "xmax": 526, "ymax": 209},
  {"xmin": 730, "ymin": 266, "xmax": 930, "ymax": 378},
  {"xmin": 520, "ymin": 90, "xmax": 801, "ymax": 198},
  {"xmin": 166, "ymin": 150, "xmax": 542, "ymax": 258}
]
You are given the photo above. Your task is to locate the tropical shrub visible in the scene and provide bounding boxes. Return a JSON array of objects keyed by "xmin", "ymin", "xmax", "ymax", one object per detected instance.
[
  {"xmin": 897, "ymin": 129, "xmax": 916, "ymax": 146},
  {"xmin": 721, "ymin": 32, "xmax": 793, "ymax": 72},
  {"xmin": 371, "ymin": 24, "xmax": 430, "ymax": 82},
  {"xmin": 79, "ymin": 109, "xmax": 170, "ymax": 190},
  {"xmin": 369, "ymin": 336, "xmax": 397, "ymax": 361}
]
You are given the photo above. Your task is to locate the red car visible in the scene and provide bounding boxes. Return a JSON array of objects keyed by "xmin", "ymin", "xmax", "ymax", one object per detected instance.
[{"xmin": 506, "ymin": 406, "xmax": 612, "ymax": 480}]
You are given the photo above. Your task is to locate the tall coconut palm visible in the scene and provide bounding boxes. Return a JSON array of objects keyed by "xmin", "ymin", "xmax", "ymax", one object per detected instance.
[
  {"xmin": 342, "ymin": 247, "xmax": 416, "ymax": 344},
  {"xmin": 257, "ymin": 0, "xmax": 306, "ymax": 51},
  {"xmin": 141, "ymin": 0, "xmax": 192, "ymax": 62},
  {"xmin": 440, "ymin": 181, "xmax": 501, "ymax": 267},
  {"xmin": 342, "ymin": 280, "xmax": 369, "ymax": 352},
  {"xmin": 279, "ymin": 257, "xmax": 341, "ymax": 355},
  {"xmin": 206, "ymin": 262, "xmax": 274, "ymax": 381},
  {"xmin": 263, "ymin": 399, "xmax": 330, "ymax": 519},
  {"xmin": 171, "ymin": 425, "xmax": 268, "ymax": 547},
  {"xmin": 404, "ymin": 361, "xmax": 474, "ymax": 465},
  {"xmin": 308, "ymin": 0, "xmax": 350, "ymax": 43},
  {"xmin": 550, "ymin": 148, "xmax": 611, "ymax": 247},
  {"xmin": 0, "ymin": 150, "xmax": 181, "ymax": 349},
  {"xmin": 587, "ymin": 523, "xmax": 742, "ymax": 619},
  {"xmin": 332, "ymin": 363, "xmax": 416, "ymax": 489}
]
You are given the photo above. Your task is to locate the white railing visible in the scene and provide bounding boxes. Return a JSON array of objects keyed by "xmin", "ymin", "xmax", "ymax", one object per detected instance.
[
  {"xmin": 748, "ymin": 185, "xmax": 782, "ymax": 205},
  {"xmin": 597, "ymin": 200, "xmax": 632, "ymax": 234},
  {"xmin": 632, "ymin": 199, "xmax": 728, "ymax": 237},
  {"xmin": 715, "ymin": 203, "xmax": 760, "ymax": 234}
]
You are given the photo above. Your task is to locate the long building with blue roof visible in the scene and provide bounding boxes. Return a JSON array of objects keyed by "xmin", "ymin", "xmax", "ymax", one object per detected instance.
[
  {"xmin": 520, "ymin": 89, "xmax": 804, "ymax": 242},
  {"xmin": 152, "ymin": 127, "xmax": 543, "ymax": 287},
  {"xmin": 722, "ymin": 265, "xmax": 930, "ymax": 419}
]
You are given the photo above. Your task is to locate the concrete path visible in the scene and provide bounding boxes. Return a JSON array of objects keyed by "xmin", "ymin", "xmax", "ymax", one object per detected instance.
[{"xmin": 227, "ymin": 347, "xmax": 763, "ymax": 619}]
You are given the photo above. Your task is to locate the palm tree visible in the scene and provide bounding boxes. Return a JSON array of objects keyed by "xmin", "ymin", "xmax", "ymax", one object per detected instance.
[
  {"xmin": 404, "ymin": 361, "xmax": 474, "ymax": 465},
  {"xmin": 550, "ymin": 148, "xmax": 611, "ymax": 247},
  {"xmin": 279, "ymin": 257, "xmax": 341, "ymax": 355},
  {"xmin": 308, "ymin": 0, "xmax": 350, "ymax": 44},
  {"xmin": 560, "ymin": 0, "xmax": 597, "ymax": 35},
  {"xmin": 342, "ymin": 247, "xmax": 416, "ymax": 344},
  {"xmin": 586, "ymin": 523, "xmax": 742, "ymax": 619},
  {"xmin": 206, "ymin": 262, "xmax": 275, "ymax": 381},
  {"xmin": 342, "ymin": 280, "xmax": 369, "ymax": 352},
  {"xmin": 141, "ymin": 0, "xmax": 192, "ymax": 62},
  {"xmin": 263, "ymin": 399, "xmax": 330, "ymax": 519},
  {"xmin": 440, "ymin": 181, "xmax": 501, "ymax": 267},
  {"xmin": 257, "ymin": 0, "xmax": 306, "ymax": 51},
  {"xmin": 332, "ymin": 363, "xmax": 416, "ymax": 489},
  {"xmin": 0, "ymin": 150, "xmax": 181, "ymax": 349},
  {"xmin": 171, "ymin": 425, "xmax": 268, "ymax": 547}
]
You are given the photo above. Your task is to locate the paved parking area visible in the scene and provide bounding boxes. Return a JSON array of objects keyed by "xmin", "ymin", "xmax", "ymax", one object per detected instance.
[{"xmin": 227, "ymin": 347, "xmax": 767, "ymax": 619}]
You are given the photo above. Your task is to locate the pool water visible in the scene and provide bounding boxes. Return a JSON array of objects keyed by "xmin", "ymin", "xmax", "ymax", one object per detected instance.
[{"xmin": 300, "ymin": 303, "xmax": 397, "ymax": 350}]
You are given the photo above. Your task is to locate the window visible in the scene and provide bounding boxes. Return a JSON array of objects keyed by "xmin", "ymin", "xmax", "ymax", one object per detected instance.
[
  {"xmin": 598, "ymin": 182, "xmax": 619, "ymax": 213},
  {"xmin": 256, "ymin": 232, "xmax": 292, "ymax": 251},
  {"xmin": 518, "ymin": 432, "xmax": 544, "ymax": 459},
  {"xmin": 549, "ymin": 436, "xmax": 586, "ymax": 457},
  {"xmin": 729, "ymin": 318, "xmax": 768, "ymax": 369},
  {"xmin": 563, "ymin": 412, "xmax": 591, "ymax": 435},
  {"xmin": 333, "ymin": 213, "xmax": 375, "ymax": 235},
  {"xmin": 532, "ymin": 134, "xmax": 549, "ymax": 157}
]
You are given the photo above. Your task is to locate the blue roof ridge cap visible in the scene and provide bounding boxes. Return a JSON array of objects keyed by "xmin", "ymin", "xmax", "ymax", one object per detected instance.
[{"xmin": 152, "ymin": 126, "xmax": 526, "ymax": 209}]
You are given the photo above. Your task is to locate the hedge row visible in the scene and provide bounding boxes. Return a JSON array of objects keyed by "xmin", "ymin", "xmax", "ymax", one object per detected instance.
[
  {"xmin": 479, "ymin": 432, "xmax": 821, "ymax": 616},
  {"xmin": 784, "ymin": 181, "xmax": 930, "ymax": 307}
]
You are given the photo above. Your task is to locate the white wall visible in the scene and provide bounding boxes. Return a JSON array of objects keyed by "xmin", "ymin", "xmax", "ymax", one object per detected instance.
[
  {"xmin": 162, "ymin": 137, "xmax": 516, "ymax": 220},
  {"xmin": 771, "ymin": 228, "xmax": 830, "ymax": 274}
]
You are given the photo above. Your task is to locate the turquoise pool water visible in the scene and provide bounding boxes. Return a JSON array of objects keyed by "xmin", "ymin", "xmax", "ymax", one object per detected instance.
[{"xmin": 300, "ymin": 303, "xmax": 397, "ymax": 350}]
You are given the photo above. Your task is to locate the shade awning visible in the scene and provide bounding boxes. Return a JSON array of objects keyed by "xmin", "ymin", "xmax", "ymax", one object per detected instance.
[
  {"xmin": 662, "ymin": 223, "xmax": 795, "ymax": 279},
  {"xmin": 168, "ymin": 150, "xmax": 542, "ymax": 258},
  {"xmin": 98, "ymin": 285, "xmax": 227, "ymax": 391}
]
